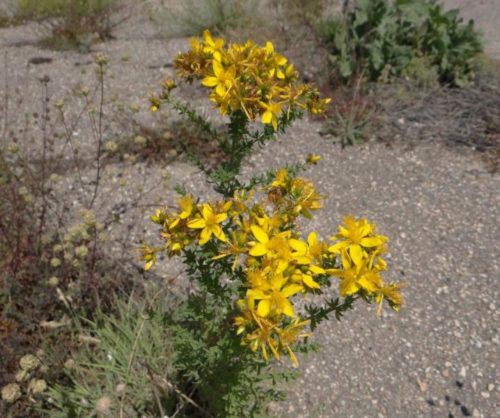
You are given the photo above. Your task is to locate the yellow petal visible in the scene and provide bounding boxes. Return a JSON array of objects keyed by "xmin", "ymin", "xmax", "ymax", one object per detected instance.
[
  {"xmin": 201, "ymin": 204, "xmax": 213, "ymax": 220},
  {"xmin": 215, "ymin": 83, "xmax": 227, "ymax": 97},
  {"xmin": 339, "ymin": 278, "xmax": 360, "ymax": 296},
  {"xmin": 257, "ymin": 299, "xmax": 271, "ymax": 317},
  {"xmin": 249, "ymin": 243, "xmax": 268, "ymax": 257},
  {"xmin": 201, "ymin": 76, "xmax": 219, "ymax": 87},
  {"xmin": 303, "ymin": 275, "xmax": 320, "ymax": 289},
  {"xmin": 213, "ymin": 60, "xmax": 223, "ymax": 76},
  {"xmin": 281, "ymin": 299, "xmax": 295, "ymax": 317},
  {"xmin": 247, "ymin": 288, "xmax": 268, "ymax": 300},
  {"xmin": 168, "ymin": 218, "xmax": 180, "ymax": 229},
  {"xmin": 289, "ymin": 239, "xmax": 307, "ymax": 253},
  {"xmin": 215, "ymin": 213, "xmax": 227, "ymax": 223},
  {"xmin": 328, "ymin": 241, "xmax": 348, "ymax": 253},
  {"xmin": 358, "ymin": 276, "xmax": 378, "ymax": 293},
  {"xmin": 307, "ymin": 231, "xmax": 318, "ymax": 246},
  {"xmin": 187, "ymin": 218, "xmax": 206, "ymax": 229},
  {"xmin": 361, "ymin": 236, "xmax": 384, "ymax": 247},
  {"xmin": 309, "ymin": 265, "xmax": 325, "ymax": 275},
  {"xmin": 287, "ymin": 346, "xmax": 299, "ymax": 368},
  {"xmin": 251, "ymin": 225, "xmax": 268, "ymax": 244},
  {"xmin": 294, "ymin": 256, "xmax": 311, "ymax": 265},
  {"xmin": 349, "ymin": 244, "xmax": 364, "ymax": 266},
  {"xmin": 261, "ymin": 109, "xmax": 272, "ymax": 125},
  {"xmin": 199, "ymin": 228, "xmax": 211, "ymax": 245},
  {"xmin": 281, "ymin": 284, "xmax": 303, "ymax": 298},
  {"xmin": 212, "ymin": 225, "xmax": 227, "ymax": 242}
]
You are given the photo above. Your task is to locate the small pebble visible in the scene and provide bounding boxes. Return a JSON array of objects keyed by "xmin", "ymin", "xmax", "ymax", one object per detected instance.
[
  {"xmin": 456, "ymin": 380, "xmax": 464, "ymax": 389},
  {"xmin": 454, "ymin": 399, "xmax": 461, "ymax": 405},
  {"xmin": 461, "ymin": 405, "xmax": 471, "ymax": 417},
  {"xmin": 487, "ymin": 383, "xmax": 494, "ymax": 391},
  {"xmin": 480, "ymin": 391, "xmax": 489, "ymax": 399}
]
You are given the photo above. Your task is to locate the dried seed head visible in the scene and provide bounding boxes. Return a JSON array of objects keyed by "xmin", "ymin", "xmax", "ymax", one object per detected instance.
[
  {"xmin": 20, "ymin": 354, "xmax": 40, "ymax": 371},
  {"xmin": 1, "ymin": 383, "xmax": 21, "ymax": 403},
  {"xmin": 15, "ymin": 370, "xmax": 29, "ymax": 382},
  {"xmin": 95, "ymin": 395, "xmax": 112, "ymax": 415},
  {"xmin": 28, "ymin": 379, "xmax": 47, "ymax": 394}
]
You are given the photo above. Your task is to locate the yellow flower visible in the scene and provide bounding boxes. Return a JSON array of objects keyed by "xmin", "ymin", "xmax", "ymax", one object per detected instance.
[
  {"xmin": 202, "ymin": 30, "xmax": 224, "ymax": 61},
  {"xmin": 141, "ymin": 245, "xmax": 158, "ymax": 271},
  {"xmin": 264, "ymin": 41, "xmax": 288, "ymax": 79},
  {"xmin": 202, "ymin": 60, "xmax": 235, "ymax": 97},
  {"xmin": 291, "ymin": 269, "xmax": 321, "ymax": 289},
  {"xmin": 306, "ymin": 154, "xmax": 321, "ymax": 164},
  {"xmin": 328, "ymin": 216, "xmax": 387, "ymax": 267},
  {"xmin": 271, "ymin": 168, "xmax": 288, "ymax": 188},
  {"xmin": 188, "ymin": 203, "xmax": 228, "ymax": 245},
  {"xmin": 248, "ymin": 226, "xmax": 292, "ymax": 271},
  {"xmin": 290, "ymin": 178, "xmax": 323, "ymax": 218},
  {"xmin": 289, "ymin": 232, "xmax": 326, "ymax": 267},
  {"xmin": 259, "ymin": 101, "xmax": 282, "ymax": 130},
  {"xmin": 169, "ymin": 195, "xmax": 194, "ymax": 228},
  {"xmin": 375, "ymin": 282, "xmax": 403, "ymax": 314},
  {"xmin": 212, "ymin": 230, "xmax": 248, "ymax": 270},
  {"xmin": 329, "ymin": 250, "xmax": 382, "ymax": 296},
  {"xmin": 248, "ymin": 274, "xmax": 303, "ymax": 318},
  {"xmin": 276, "ymin": 318, "xmax": 310, "ymax": 368},
  {"xmin": 245, "ymin": 316, "xmax": 280, "ymax": 362},
  {"xmin": 149, "ymin": 96, "xmax": 161, "ymax": 112}
]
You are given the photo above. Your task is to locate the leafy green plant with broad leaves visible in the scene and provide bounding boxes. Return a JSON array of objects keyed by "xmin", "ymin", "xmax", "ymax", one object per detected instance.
[{"xmin": 324, "ymin": 0, "xmax": 483, "ymax": 86}]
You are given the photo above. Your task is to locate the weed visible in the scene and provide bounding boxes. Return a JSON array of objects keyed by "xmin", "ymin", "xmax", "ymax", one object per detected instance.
[
  {"xmin": 46, "ymin": 295, "xmax": 177, "ymax": 417},
  {"xmin": 321, "ymin": 78, "xmax": 376, "ymax": 147},
  {"xmin": 150, "ymin": 0, "xmax": 257, "ymax": 38},
  {"xmin": 0, "ymin": 54, "xmax": 134, "ymax": 417},
  {"xmin": 17, "ymin": 0, "xmax": 123, "ymax": 52}
]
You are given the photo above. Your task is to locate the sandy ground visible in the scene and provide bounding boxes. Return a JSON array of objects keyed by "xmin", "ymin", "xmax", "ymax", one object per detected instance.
[{"xmin": 0, "ymin": 1, "xmax": 499, "ymax": 417}]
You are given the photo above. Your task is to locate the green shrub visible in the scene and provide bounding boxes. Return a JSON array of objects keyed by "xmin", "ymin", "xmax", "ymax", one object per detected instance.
[
  {"xmin": 151, "ymin": 0, "xmax": 257, "ymax": 38},
  {"xmin": 17, "ymin": 0, "xmax": 121, "ymax": 51},
  {"xmin": 324, "ymin": 0, "xmax": 483, "ymax": 86}
]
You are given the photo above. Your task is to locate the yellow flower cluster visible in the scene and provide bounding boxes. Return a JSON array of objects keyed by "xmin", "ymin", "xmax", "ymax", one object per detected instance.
[
  {"xmin": 145, "ymin": 169, "xmax": 402, "ymax": 367},
  {"xmin": 327, "ymin": 216, "xmax": 403, "ymax": 314},
  {"xmin": 172, "ymin": 30, "xmax": 331, "ymax": 129}
]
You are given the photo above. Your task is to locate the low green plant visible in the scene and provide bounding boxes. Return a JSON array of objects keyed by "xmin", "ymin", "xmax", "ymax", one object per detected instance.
[
  {"xmin": 151, "ymin": 0, "xmax": 257, "ymax": 38},
  {"xmin": 324, "ymin": 0, "xmax": 483, "ymax": 86},
  {"xmin": 17, "ymin": 0, "xmax": 121, "ymax": 51},
  {"xmin": 46, "ymin": 295, "xmax": 177, "ymax": 417},
  {"xmin": 321, "ymin": 79, "xmax": 376, "ymax": 147}
]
